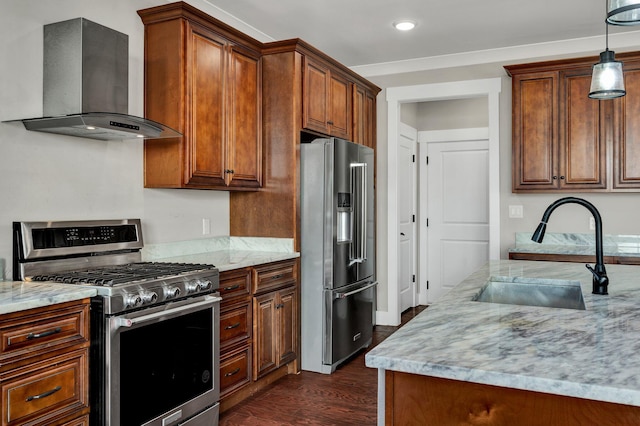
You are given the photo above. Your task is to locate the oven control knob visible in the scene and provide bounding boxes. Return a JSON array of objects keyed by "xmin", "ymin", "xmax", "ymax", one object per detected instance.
[
  {"xmin": 124, "ymin": 293, "xmax": 142, "ymax": 308},
  {"xmin": 140, "ymin": 291, "xmax": 158, "ymax": 304},
  {"xmin": 199, "ymin": 279, "xmax": 212, "ymax": 290},
  {"xmin": 164, "ymin": 286, "xmax": 181, "ymax": 299},
  {"xmin": 185, "ymin": 280, "xmax": 202, "ymax": 294}
]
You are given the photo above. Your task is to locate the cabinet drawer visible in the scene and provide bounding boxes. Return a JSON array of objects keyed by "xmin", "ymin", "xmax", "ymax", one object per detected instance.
[
  {"xmin": 61, "ymin": 415, "xmax": 89, "ymax": 426},
  {"xmin": 219, "ymin": 268, "xmax": 252, "ymax": 301},
  {"xmin": 220, "ymin": 345, "xmax": 252, "ymax": 398},
  {"xmin": 220, "ymin": 301, "xmax": 252, "ymax": 349},
  {"xmin": 253, "ymin": 260, "xmax": 297, "ymax": 294},
  {"xmin": 0, "ymin": 301, "xmax": 89, "ymax": 369},
  {"xmin": 2, "ymin": 348, "xmax": 88, "ymax": 426}
]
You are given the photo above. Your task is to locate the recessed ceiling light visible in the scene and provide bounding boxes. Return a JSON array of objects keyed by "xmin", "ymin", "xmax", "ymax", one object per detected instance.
[{"xmin": 393, "ymin": 20, "xmax": 416, "ymax": 31}]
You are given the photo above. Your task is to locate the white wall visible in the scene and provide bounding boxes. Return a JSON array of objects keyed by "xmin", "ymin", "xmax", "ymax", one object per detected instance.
[{"xmin": 0, "ymin": 0, "xmax": 274, "ymax": 280}]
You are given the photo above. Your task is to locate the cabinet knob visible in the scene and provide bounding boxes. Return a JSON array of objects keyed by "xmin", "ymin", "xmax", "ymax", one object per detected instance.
[
  {"xmin": 553, "ymin": 176, "xmax": 558, "ymax": 180},
  {"xmin": 225, "ymin": 169, "xmax": 235, "ymax": 174},
  {"xmin": 560, "ymin": 176, "xmax": 565, "ymax": 180},
  {"xmin": 327, "ymin": 120, "xmax": 334, "ymax": 125}
]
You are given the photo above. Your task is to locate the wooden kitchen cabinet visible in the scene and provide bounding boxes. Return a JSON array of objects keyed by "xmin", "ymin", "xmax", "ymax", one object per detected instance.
[
  {"xmin": 138, "ymin": 3, "xmax": 262, "ymax": 190},
  {"xmin": 253, "ymin": 285, "xmax": 297, "ymax": 379},
  {"xmin": 612, "ymin": 64, "xmax": 640, "ymax": 189},
  {"xmin": 219, "ymin": 260, "xmax": 299, "ymax": 413},
  {"xmin": 0, "ymin": 299, "xmax": 90, "ymax": 426},
  {"xmin": 252, "ymin": 259, "xmax": 297, "ymax": 379},
  {"xmin": 506, "ymin": 51, "xmax": 640, "ymax": 193},
  {"xmin": 218, "ymin": 267, "xmax": 252, "ymax": 403},
  {"xmin": 353, "ymin": 83, "xmax": 377, "ymax": 149},
  {"xmin": 303, "ymin": 56, "xmax": 352, "ymax": 140},
  {"xmin": 385, "ymin": 371, "xmax": 640, "ymax": 425}
]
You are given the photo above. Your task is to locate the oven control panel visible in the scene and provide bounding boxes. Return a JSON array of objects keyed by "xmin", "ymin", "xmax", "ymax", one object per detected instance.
[{"xmin": 113, "ymin": 271, "xmax": 219, "ymax": 314}]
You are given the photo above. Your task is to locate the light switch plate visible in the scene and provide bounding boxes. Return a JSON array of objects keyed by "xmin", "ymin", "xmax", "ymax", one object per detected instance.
[{"xmin": 509, "ymin": 205, "xmax": 524, "ymax": 219}]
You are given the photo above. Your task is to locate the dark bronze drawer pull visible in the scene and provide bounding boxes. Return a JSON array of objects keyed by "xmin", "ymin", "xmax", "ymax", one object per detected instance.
[
  {"xmin": 225, "ymin": 322, "xmax": 241, "ymax": 330},
  {"xmin": 223, "ymin": 284, "xmax": 241, "ymax": 291},
  {"xmin": 26, "ymin": 386, "xmax": 62, "ymax": 402},
  {"xmin": 27, "ymin": 327, "xmax": 62, "ymax": 340},
  {"xmin": 271, "ymin": 274, "xmax": 283, "ymax": 280},
  {"xmin": 275, "ymin": 303, "xmax": 285, "ymax": 309},
  {"xmin": 225, "ymin": 368, "xmax": 241, "ymax": 377}
]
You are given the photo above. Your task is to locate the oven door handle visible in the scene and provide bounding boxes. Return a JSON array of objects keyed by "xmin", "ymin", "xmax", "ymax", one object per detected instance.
[{"xmin": 113, "ymin": 295, "xmax": 222, "ymax": 329}]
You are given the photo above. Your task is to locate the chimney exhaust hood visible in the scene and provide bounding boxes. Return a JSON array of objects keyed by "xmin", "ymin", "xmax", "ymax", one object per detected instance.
[{"xmin": 6, "ymin": 18, "xmax": 181, "ymax": 141}]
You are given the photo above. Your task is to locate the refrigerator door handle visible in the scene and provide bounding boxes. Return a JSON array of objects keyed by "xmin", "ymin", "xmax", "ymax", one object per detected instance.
[
  {"xmin": 351, "ymin": 162, "xmax": 368, "ymax": 263},
  {"xmin": 334, "ymin": 281, "xmax": 378, "ymax": 299}
]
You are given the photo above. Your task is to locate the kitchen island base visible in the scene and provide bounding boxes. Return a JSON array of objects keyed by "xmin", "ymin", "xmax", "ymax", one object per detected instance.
[{"xmin": 383, "ymin": 371, "xmax": 640, "ymax": 426}]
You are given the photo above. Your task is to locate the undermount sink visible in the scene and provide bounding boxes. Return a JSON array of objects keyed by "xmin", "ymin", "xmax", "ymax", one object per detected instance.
[{"xmin": 472, "ymin": 276, "xmax": 586, "ymax": 310}]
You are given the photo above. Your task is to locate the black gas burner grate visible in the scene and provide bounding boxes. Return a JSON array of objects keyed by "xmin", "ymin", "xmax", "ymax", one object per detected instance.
[{"xmin": 31, "ymin": 262, "xmax": 216, "ymax": 286}]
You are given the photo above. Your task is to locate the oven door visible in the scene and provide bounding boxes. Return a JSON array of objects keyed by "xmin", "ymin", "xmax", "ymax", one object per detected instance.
[{"xmin": 105, "ymin": 294, "xmax": 221, "ymax": 426}]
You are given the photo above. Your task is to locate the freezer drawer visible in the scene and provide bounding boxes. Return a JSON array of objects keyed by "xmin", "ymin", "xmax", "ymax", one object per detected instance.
[{"xmin": 324, "ymin": 281, "xmax": 377, "ymax": 367}]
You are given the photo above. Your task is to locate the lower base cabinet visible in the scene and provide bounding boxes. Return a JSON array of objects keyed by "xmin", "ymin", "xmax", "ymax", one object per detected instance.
[
  {"xmin": 253, "ymin": 286, "xmax": 296, "ymax": 379},
  {"xmin": 219, "ymin": 259, "xmax": 299, "ymax": 412},
  {"xmin": 385, "ymin": 371, "xmax": 640, "ymax": 426},
  {"xmin": 0, "ymin": 299, "xmax": 90, "ymax": 426}
]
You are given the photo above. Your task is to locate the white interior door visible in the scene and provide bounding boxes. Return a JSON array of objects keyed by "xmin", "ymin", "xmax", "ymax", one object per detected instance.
[
  {"xmin": 398, "ymin": 123, "xmax": 417, "ymax": 312},
  {"xmin": 420, "ymin": 131, "xmax": 490, "ymax": 304}
]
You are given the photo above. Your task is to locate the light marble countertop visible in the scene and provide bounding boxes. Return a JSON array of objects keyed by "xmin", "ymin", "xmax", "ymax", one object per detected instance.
[
  {"xmin": 149, "ymin": 249, "xmax": 299, "ymax": 272},
  {"xmin": 509, "ymin": 232, "xmax": 640, "ymax": 257},
  {"xmin": 366, "ymin": 260, "xmax": 640, "ymax": 406},
  {"xmin": 142, "ymin": 236, "xmax": 299, "ymax": 271},
  {"xmin": 0, "ymin": 281, "xmax": 96, "ymax": 315}
]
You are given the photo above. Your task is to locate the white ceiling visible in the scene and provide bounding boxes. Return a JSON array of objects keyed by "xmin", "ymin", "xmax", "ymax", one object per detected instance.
[{"xmin": 204, "ymin": 0, "xmax": 619, "ymax": 68}]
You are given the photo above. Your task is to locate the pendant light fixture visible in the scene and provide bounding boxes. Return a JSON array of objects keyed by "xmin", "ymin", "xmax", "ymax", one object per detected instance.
[
  {"xmin": 607, "ymin": 0, "xmax": 640, "ymax": 25},
  {"xmin": 589, "ymin": 18, "xmax": 626, "ymax": 99}
]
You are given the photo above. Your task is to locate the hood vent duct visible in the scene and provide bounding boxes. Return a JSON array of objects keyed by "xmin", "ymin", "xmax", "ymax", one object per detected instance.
[{"xmin": 7, "ymin": 18, "xmax": 181, "ymax": 141}]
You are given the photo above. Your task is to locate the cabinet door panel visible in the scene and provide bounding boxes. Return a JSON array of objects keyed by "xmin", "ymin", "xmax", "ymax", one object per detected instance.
[
  {"xmin": 329, "ymin": 72, "xmax": 352, "ymax": 140},
  {"xmin": 189, "ymin": 26, "xmax": 226, "ymax": 186},
  {"xmin": 614, "ymin": 67, "xmax": 640, "ymax": 188},
  {"xmin": 560, "ymin": 71, "xmax": 606, "ymax": 189},
  {"xmin": 253, "ymin": 293, "xmax": 277, "ymax": 379},
  {"xmin": 303, "ymin": 58, "xmax": 330, "ymax": 134},
  {"xmin": 512, "ymin": 73, "xmax": 558, "ymax": 190},
  {"xmin": 228, "ymin": 47, "xmax": 262, "ymax": 188},
  {"xmin": 277, "ymin": 287, "xmax": 297, "ymax": 366}
]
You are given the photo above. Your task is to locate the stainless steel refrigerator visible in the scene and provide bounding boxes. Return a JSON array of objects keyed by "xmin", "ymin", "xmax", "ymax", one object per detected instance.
[{"xmin": 300, "ymin": 137, "xmax": 377, "ymax": 374}]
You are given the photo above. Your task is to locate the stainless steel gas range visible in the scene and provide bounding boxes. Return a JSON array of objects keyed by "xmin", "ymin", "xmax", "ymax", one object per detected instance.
[{"xmin": 13, "ymin": 219, "xmax": 222, "ymax": 426}]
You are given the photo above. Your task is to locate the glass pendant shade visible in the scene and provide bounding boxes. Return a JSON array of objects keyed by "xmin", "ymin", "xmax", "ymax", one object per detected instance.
[
  {"xmin": 589, "ymin": 50, "xmax": 626, "ymax": 99},
  {"xmin": 607, "ymin": 0, "xmax": 640, "ymax": 25}
]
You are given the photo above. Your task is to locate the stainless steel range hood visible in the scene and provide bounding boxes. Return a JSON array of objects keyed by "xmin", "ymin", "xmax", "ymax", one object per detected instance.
[{"xmin": 7, "ymin": 18, "xmax": 180, "ymax": 141}]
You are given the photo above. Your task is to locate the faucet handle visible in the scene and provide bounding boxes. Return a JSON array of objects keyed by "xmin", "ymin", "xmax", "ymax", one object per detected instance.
[{"xmin": 586, "ymin": 264, "xmax": 609, "ymax": 295}]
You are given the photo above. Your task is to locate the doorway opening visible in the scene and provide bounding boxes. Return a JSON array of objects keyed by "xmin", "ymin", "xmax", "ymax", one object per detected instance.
[{"xmin": 379, "ymin": 78, "xmax": 501, "ymax": 326}]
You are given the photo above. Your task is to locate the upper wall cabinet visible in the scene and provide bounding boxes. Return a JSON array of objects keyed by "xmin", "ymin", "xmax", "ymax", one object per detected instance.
[
  {"xmin": 506, "ymin": 52, "xmax": 640, "ymax": 193},
  {"xmin": 353, "ymin": 83, "xmax": 377, "ymax": 149},
  {"xmin": 138, "ymin": 3, "xmax": 262, "ymax": 190},
  {"xmin": 302, "ymin": 56, "xmax": 352, "ymax": 140}
]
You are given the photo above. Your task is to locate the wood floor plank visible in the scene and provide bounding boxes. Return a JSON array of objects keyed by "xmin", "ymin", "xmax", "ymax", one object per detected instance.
[{"xmin": 220, "ymin": 306, "xmax": 426, "ymax": 425}]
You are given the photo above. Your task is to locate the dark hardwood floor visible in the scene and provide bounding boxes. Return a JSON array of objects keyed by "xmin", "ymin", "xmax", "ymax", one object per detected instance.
[{"xmin": 220, "ymin": 305, "xmax": 427, "ymax": 425}]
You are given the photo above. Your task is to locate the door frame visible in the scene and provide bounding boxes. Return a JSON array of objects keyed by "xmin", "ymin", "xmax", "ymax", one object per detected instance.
[
  {"xmin": 379, "ymin": 78, "xmax": 501, "ymax": 326},
  {"xmin": 398, "ymin": 122, "xmax": 418, "ymax": 311}
]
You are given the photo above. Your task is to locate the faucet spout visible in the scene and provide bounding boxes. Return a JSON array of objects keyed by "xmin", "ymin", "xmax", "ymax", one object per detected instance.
[{"xmin": 531, "ymin": 197, "xmax": 608, "ymax": 295}]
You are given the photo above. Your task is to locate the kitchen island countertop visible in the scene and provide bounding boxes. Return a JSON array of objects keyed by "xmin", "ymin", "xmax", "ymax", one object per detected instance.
[
  {"xmin": 366, "ymin": 260, "xmax": 640, "ymax": 407},
  {"xmin": 0, "ymin": 280, "xmax": 96, "ymax": 315}
]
